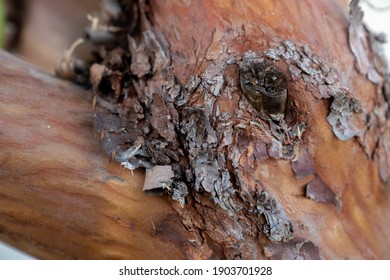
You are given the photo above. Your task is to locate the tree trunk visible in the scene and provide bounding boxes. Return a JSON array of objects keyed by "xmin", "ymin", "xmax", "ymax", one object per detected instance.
[{"xmin": 1, "ymin": 0, "xmax": 389, "ymax": 259}]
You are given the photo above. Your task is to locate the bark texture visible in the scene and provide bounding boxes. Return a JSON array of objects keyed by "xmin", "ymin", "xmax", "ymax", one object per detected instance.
[
  {"xmin": 0, "ymin": 0, "xmax": 389, "ymax": 260},
  {"xmin": 85, "ymin": 0, "xmax": 390, "ymax": 259}
]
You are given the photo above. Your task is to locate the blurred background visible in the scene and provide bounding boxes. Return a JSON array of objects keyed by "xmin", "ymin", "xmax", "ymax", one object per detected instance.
[
  {"xmin": 0, "ymin": 0, "xmax": 389, "ymax": 259},
  {"xmin": 0, "ymin": 0, "xmax": 99, "ymax": 72}
]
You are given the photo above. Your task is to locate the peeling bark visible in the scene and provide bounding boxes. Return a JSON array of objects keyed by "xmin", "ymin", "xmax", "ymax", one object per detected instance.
[
  {"xmin": 348, "ymin": 0, "xmax": 390, "ymax": 182},
  {"xmin": 2, "ymin": 0, "xmax": 388, "ymax": 260},
  {"xmin": 77, "ymin": 0, "xmax": 390, "ymax": 259},
  {"xmin": 264, "ymin": 40, "xmax": 364, "ymax": 141}
]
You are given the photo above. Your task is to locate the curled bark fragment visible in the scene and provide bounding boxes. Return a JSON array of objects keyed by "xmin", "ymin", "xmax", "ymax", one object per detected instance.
[
  {"xmin": 348, "ymin": 0, "xmax": 387, "ymax": 83},
  {"xmin": 170, "ymin": 181, "xmax": 188, "ymax": 207},
  {"xmin": 143, "ymin": 165, "xmax": 174, "ymax": 195},
  {"xmin": 306, "ymin": 176, "xmax": 341, "ymax": 208},
  {"xmin": 327, "ymin": 94, "xmax": 363, "ymax": 141},
  {"xmin": 348, "ymin": 0, "xmax": 371, "ymax": 76},
  {"xmin": 256, "ymin": 191, "xmax": 294, "ymax": 242},
  {"xmin": 292, "ymin": 146, "xmax": 315, "ymax": 179}
]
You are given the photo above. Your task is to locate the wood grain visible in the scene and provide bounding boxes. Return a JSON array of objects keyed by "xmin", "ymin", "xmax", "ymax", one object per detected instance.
[{"xmin": 0, "ymin": 51, "xmax": 184, "ymax": 259}]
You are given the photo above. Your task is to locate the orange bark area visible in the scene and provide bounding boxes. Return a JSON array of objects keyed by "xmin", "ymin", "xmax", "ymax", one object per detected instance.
[
  {"xmin": 0, "ymin": 51, "xmax": 184, "ymax": 259},
  {"xmin": 151, "ymin": 0, "xmax": 390, "ymax": 258},
  {"xmin": 152, "ymin": 0, "xmax": 376, "ymax": 111},
  {"xmin": 152, "ymin": 1, "xmax": 348, "ymax": 80}
]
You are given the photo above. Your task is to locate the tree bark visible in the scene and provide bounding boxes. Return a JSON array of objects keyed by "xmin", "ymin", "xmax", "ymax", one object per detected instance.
[
  {"xmin": 1, "ymin": 0, "xmax": 389, "ymax": 260},
  {"xmin": 0, "ymin": 51, "xmax": 184, "ymax": 259}
]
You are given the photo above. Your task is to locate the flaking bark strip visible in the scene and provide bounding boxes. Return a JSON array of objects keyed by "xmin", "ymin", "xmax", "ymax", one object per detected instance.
[
  {"xmin": 348, "ymin": 0, "xmax": 387, "ymax": 83},
  {"xmin": 255, "ymin": 190, "xmax": 293, "ymax": 242},
  {"xmin": 347, "ymin": 0, "xmax": 390, "ymax": 182}
]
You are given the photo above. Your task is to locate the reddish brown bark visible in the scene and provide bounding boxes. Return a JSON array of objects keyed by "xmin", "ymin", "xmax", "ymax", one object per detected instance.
[
  {"xmin": 0, "ymin": 0, "xmax": 389, "ymax": 260},
  {"xmin": 142, "ymin": 1, "xmax": 390, "ymax": 258}
]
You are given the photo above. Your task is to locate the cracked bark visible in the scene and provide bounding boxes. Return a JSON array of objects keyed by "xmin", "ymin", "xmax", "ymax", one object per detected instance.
[
  {"xmin": 86, "ymin": 0, "xmax": 390, "ymax": 259},
  {"xmin": 1, "ymin": 0, "xmax": 389, "ymax": 259}
]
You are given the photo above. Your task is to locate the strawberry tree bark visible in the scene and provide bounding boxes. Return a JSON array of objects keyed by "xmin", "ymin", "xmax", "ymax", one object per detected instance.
[
  {"xmin": 90, "ymin": 0, "xmax": 390, "ymax": 259},
  {"xmin": 0, "ymin": 0, "xmax": 389, "ymax": 259}
]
